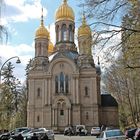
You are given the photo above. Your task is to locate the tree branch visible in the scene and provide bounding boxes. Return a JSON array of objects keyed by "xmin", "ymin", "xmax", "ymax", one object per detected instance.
[{"xmin": 90, "ymin": 22, "xmax": 140, "ymax": 33}]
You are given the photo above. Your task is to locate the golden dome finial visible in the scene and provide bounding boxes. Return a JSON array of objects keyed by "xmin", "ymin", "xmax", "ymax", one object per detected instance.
[
  {"xmin": 82, "ymin": 12, "xmax": 86, "ymax": 25},
  {"xmin": 63, "ymin": 0, "xmax": 67, "ymax": 4},
  {"xmin": 41, "ymin": 8, "xmax": 44, "ymax": 26}
]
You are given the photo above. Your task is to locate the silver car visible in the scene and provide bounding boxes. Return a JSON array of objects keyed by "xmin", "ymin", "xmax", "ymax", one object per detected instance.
[
  {"xmin": 91, "ymin": 127, "xmax": 101, "ymax": 136},
  {"xmin": 24, "ymin": 128, "xmax": 55, "ymax": 140},
  {"xmin": 97, "ymin": 129, "xmax": 126, "ymax": 140}
]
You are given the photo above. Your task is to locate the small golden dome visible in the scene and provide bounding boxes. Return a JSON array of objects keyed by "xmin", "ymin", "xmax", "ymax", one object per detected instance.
[
  {"xmin": 48, "ymin": 32, "xmax": 54, "ymax": 55},
  {"xmin": 48, "ymin": 41, "xmax": 54, "ymax": 55},
  {"xmin": 55, "ymin": 0, "xmax": 75, "ymax": 22},
  {"xmin": 78, "ymin": 14, "xmax": 91, "ymax": 37},
  {"xmin": 35, "ymin": 9, "xmax": 49, "ymax": 39}
]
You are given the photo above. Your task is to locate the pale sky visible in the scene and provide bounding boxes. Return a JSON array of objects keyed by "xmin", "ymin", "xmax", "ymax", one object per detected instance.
[
  {"xmin": 0, "ymin": 0, "xmax": 121, "ymax": 84},
  {"xmin": 0, "ymin": 0, "xmax": 81, "ymax": 83}
]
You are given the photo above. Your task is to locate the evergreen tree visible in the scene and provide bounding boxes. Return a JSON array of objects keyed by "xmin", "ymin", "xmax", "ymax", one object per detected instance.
[{"xmin": 0, "ymin": 62, "xmax": 22, "ymax": 129}]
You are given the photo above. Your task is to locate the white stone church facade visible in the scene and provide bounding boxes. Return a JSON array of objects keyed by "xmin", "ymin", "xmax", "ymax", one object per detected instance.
[{"xmin": 27, "ymin": 0, "xmax": 119, "ymax": 131}]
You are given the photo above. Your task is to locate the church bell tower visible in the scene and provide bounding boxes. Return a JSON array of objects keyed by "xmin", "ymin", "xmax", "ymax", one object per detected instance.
[{"xmin": 55, "ymin": 0, "xmax": 76, "ymax": 52}]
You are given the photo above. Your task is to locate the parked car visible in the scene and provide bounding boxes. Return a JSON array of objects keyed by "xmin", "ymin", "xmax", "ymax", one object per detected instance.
[
  {"xmin": 64, "ymin": 127, "xmax": 74, "ymax": 136},
  {"xmin": 125, "ymin": 128, "xmax": 137, "ymax": 140},
  {"xmin": 45, "ymin": 130, "xmax": 55, "ymax": 140},
  {"xmin": 0, "ymin": 127, "xmax": 29, "ymax": 140},
  {"xmin": 11, "ymin": 127, "xmax": 32, "ymax": 139},
  {"xmin": 0, "ymin": 132, "xmax": 11, "ymax": 140},
  {"xmin": 19, "ymin": 129, "xmax": 33, "ymax": 140},
  {"xmin": 134, "ymin": 128, "xmax": 140, "ymax": 140},
  {"xmin": 97, "ymin": 129, "xmax": 126, "ymax": 140},
  {"xmin": 105, "ymin": 126, "xmax": 115, "ymax": 131},
  {"xmin": 75, "ymin": 125, "xmax": 87, "ymax": 136},
  {"xmin": 91, "ymin": 127, "xmax": 101, "ymax": 136},
  {"xmin": 25, "ymin": 128, "xmax": 55, "ymax": 140}
]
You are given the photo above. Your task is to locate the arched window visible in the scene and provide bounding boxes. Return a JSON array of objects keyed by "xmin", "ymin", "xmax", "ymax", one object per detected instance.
[
  {"xmin": 38, "ymin": 43, "xmax": 41, "ymax": 55},
  {"xmin": 69, "ymin": 25, "xmax": 73, "ymax": 42},
  {"xmin": 37, "ymin": 88, "xmax": 41, "ymax": 97},
  {"xmin": 56, "ymin": 25, "xmax": 59, "ymax": 42},
  {"xmin": 85, "ymin": 86, "xmax": 88, "ymax": 96},
  {"xmin": 55, "ymin": 76, "xmax": 58, "ymax": 93},
  {"xmin": 61, "ymin": 24, "xmax": 67, "ymax": 41},
  {"xmin": 37, "ymin": 115, "xmax": 40, "ymax": 122},
  {"xmin": 55, "ymin": 72, "xmax": 69, "ymax": 94},
  {"xmin": 60, "ymin": 72, "xmax": 64, "ymax": 92},
  {"xmin": 86, "ymin": 112, "xmax": 89, "ymax": 120},
  {"xmin": 59, "ymin": 29, "xmax": 61, "ymax": 41},
  {"xmin": 65, "ymin": 75, "xmax": 69, "ymax": 93},
  {"xmin": 60, "ymin": 109, "xmax": 64, "ymax": 116}
]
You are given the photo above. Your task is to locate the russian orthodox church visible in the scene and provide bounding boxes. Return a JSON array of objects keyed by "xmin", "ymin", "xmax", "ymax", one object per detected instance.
[{"xmin": 27, "ymin": 0, "xmax": 118, "ymax": 131}]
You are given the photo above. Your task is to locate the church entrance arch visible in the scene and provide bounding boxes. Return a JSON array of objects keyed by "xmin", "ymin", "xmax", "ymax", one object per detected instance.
[{"xmin": 52, "ymin": 95, "xmax": 71, "ymax": 130}]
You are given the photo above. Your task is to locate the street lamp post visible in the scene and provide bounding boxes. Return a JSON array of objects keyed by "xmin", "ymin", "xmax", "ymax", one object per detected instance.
[{"xmin": 0, "ymin": 56, "xmax": 21, "ymax": 84}]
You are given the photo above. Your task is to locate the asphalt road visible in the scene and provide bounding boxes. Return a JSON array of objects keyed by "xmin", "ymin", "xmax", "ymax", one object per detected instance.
[{"xmin": 55, "ymin": 134, "xmax": 97, "ymax": 140}]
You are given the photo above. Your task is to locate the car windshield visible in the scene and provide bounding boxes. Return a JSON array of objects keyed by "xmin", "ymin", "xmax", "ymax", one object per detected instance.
[
  {"xmin": 92, "ymin": 127, "xmax": 100, "ymax": 130},
  {"xmin": 106, "ymin": 130, "xmax": 124, "ymax": 137},
  {"xmin": 22, "ymin": 129, "xmax": 31, "ymax": 134},
  {"xmin": 31, "ymin": 128, "xmax": 45, "ymax": 133},
  {"xmin": 16, "ymin": 128, "xmax": 28, "ymax": 132},
  {"xmin": 77, "ymin": 126, "xmax": 84, "ymax": 129}
]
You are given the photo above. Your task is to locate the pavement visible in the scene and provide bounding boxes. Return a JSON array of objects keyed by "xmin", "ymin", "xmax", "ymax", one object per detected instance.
[{"xmin": 55, "ymin": 134, "xmax": 97, "ymax": 140}]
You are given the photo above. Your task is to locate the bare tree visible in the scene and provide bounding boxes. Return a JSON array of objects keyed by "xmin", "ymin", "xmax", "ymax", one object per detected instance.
[
  {"xmin": 104, "ymin": 58, "xmax": 140, "ymax": 127},
  {"xmin": 78, "ymin": 0, "xmax": 140, "ymax": 54},
  {"xmin": 78, "ymin": 0, "xmax": 140, "ymax": 127}
]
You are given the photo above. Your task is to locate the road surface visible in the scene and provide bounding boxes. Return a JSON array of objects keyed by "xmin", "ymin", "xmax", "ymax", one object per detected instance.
[{"xmin": 55, "ymin": 134, "xmax": 96, "ymax": 140}]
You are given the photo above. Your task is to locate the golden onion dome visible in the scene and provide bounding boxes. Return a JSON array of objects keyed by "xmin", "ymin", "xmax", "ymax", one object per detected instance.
[
  {"xmin": 55, "ymin": 0, "xmax": 75, "ymax": 22},
  {"xmin": 35, "ymin": 9, "xmax": 49, "ymax": 39},
  {"xmin": 78, "ymin": 14, "xmax": 92, "ymax": 37},
  {"xmin": 47, "ymin": 32, "xmax": 54, "ymax": 55},
  {"xmin": 48, "ymin": 41, "xmax": 54, "ymax": 55}
]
